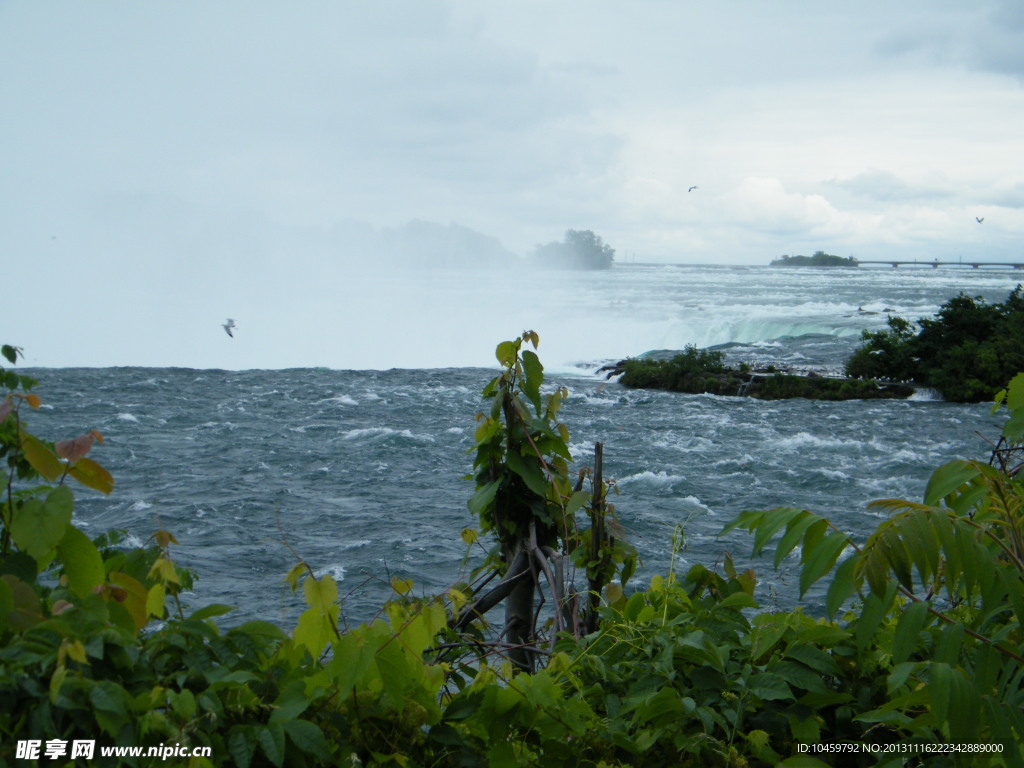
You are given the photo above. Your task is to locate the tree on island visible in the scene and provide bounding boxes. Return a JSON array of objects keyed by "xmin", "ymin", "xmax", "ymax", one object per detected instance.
[
  {"xmin": 846, "ymin": 285, "xmax": 1024, "ymax": 402},
  {"xmin": 532, "ymin": 229, "xmax": 615, "ymax": 270},
  {"xmin": 771, "ymin": 251, "xmax": 858, "ymax": 267}
]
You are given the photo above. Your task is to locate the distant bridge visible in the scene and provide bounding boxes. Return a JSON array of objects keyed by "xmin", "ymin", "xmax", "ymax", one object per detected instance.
[{"xmin": 858, "ymin": 260, "xmax": 1024, "ymax": 270}]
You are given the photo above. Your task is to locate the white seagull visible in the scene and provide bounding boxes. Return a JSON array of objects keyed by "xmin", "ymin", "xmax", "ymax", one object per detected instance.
[
  {"xmin": 222, "ymin": 318, "xmax": 237, "ymax": 338},
  {"xmin": 976, "ymin": 216, "xmax": 984, "ymax": 223}
]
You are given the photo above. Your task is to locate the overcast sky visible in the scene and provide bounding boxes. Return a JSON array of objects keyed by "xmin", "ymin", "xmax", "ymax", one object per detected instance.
[{"xmin": 3, "ymin": 1, "xmax": 1024, "ymax": 368}]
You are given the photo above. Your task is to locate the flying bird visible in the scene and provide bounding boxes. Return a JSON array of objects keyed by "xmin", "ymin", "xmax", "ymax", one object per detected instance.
[
  {"xmin": 976, "ymin": 216, "xmax": 984, "ymax": 223},
  {"xmin": 222, "ymin": 318, "xmax": 236, "ymax": 338},
  {"xmin": 688, "ymin": 185, "xmax": 698, "ymax": 192}
]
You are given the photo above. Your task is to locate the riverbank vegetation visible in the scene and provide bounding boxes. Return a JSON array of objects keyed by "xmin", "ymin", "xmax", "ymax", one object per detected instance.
[
  {"xmin": 617, "ymin": 347, "xmax": 913, "ymax": 400},
  {"xmin": 845, "ymin": 286, "xmax": 1024, "ymax": 402},
  {"xmin": 3, "ymin": 339, "xmax": 1024, "ymax": 766}
]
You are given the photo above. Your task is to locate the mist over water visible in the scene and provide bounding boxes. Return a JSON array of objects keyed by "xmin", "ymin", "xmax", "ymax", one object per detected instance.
[
  {"xmin": 21, "ymin": 264, "xmax": 1023, "ymax": 624},
  {"xmin": 258, "ymin": 260, "xmax": 1019, "ymax": 372}
]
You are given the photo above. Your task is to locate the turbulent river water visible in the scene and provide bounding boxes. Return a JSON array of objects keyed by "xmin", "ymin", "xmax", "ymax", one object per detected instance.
[{"xmin": 20, "ymin": 263, "xmax": 1023, "ymax": 624}]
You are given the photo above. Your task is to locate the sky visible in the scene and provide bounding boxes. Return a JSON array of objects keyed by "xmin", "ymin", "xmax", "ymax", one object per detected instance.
[{"xmin": 3, "ymin": 1, "xmax": 1024, "ymax": 368}]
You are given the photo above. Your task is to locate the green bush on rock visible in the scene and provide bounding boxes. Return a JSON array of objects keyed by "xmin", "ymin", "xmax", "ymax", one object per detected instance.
[{"xmin": 846, "ymin": 286, "xmax": 1024, "ymax": 402}]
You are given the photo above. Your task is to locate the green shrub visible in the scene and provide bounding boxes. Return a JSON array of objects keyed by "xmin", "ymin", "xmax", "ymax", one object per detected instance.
[
  {"xmin": 846, "ymin": 286, "xmax": 1024, "ymax": 402},
  {"xmin": 620, "ymin": 346, "xmax": 732, "ymax": 393}
]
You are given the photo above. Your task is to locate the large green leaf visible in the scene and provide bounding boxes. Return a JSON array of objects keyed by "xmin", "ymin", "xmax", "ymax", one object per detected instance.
[
  {"xmin": 932, "ymin": 622, "xmax": 965, "ymax": 666},
  {"xmin": 468, "ymin": 479, "xmax": 501, "ymax": 518},
  {"xmin": 9, "ymin": 486, "xmax": 73, "ymax": 567},
  {"xmin": 899, "ymin": 511, "xmax": 941, "ymax": 586},
  {"xmin": 924, "ymin": 460, "xmax": 981, "ymax": 506},
  {"xmin": 1004, "ymin": 406, "xmax": 1024, "ymax": 442},
  {"xmin": 747, "ymin": 672, "xmax": 794, "ymax": 701},
  {"xmin": 853, "ymin": 584, "xmax": 896, "ymax": 651},
  {"xmin": 825, "ymin": 553, "xmax": 859, "ymax": 617},
  {"xmin": 521, "ymin": 350, "xmax": 544, "ymax": 415},
  {"xmin": 998, "ymin": 372, "xmax": 1024, "ymax": 410},
  {"xmin": 256, "ymin": 723, "xmax": 286, "ymax": 768},
  {"xmin": 495, "ymin": 340, "xmax": 517, "ymax": 366},
  {"xmin": 891, "ymin": 599, "xmax": 929, "ymax": 664},
  {"xmin": 927, "ymin": 662, "xmax": 952, "ymax": 728},
  {"xmin": 282, "ymin": 720, "xmax": 331, "ymax": 761},
  {"xmin": 327, "ymin": 631, "xmax": 377, "ymax": 693},
  {"xmin": 56, "ymin": 524, "xmax": 105, "ymax": 597},
  {"xmin": 775, "ymin": 512, "xmax": 825, "ymax": 569},
  {"xmin": 506, "ymin": 449, "xmax": 548, "ymax": 497},
  {"xmin": 799, "ymin": 530, "xmax": 850, "ymax": 597},
  {"xmin": 228, "ymin": 725, "xmax": 258, "ymax": 768}
]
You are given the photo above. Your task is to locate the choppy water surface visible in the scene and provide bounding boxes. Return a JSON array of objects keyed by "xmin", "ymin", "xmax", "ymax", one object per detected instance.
[{"xmin": 22, "ymin": 264, "xmax": 1020, "ymax": 622}]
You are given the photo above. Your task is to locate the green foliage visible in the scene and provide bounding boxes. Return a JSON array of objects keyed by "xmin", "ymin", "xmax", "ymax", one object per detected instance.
[
  {"xmin": 532, "ymin": 229, "xmax": 615, "ymax": 270},
  {"xmin": 619, "ymin": 346, "xmax": 731, "ymax": 392},
  {"xmin": 620, "ymin": 349, "xmax": 912, "ymax": 400},
  {"xmin": 992, "ymin": 373, "xmax": 1024, "ymax": 476},
  {"xmin": 771, "ymin": 251, "xmax": 858, "ymax": 267},
  {"xmin": 755, "ymin": 374, "xmax": 911, "ymax": 401},
  {"xmin": 846, "ymin": 286, "xmax": 1024, "ymax": 402},
  {"xmin": 723, "ymin": 379, "xmax": 1024, "ymax": 762},
  {"xmin": 842, "ymin": 315, "xmax": 917, "ymax": 382}
]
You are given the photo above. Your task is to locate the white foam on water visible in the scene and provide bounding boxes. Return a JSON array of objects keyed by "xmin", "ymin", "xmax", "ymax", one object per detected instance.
[
  {"xmin": 344, "ymin": 427, "xmax": 402, "ymax": 440},
  {"xmin": 314, "ymin": 564, "xmax": 346, "ymax": 582},
  {"xmin": 120, "ymin": 533, "xmax": 146, "ymax": 548},
  {"xmin": 342, "ymin": 426, "xmax": 435, "ymax": 443},
  {"xmin": 117, "ymin": 412, "xmax": 139, "ymax": 422},
  {"xmin": 679, "ymin": 495, "xmax": 714, "ymax": 514},
  {"xmin": 339, "ymin": 539, "xmax": 372, "ymax": 550},
  {"xmin": 776, "ymin": 432, "xmax": 867, "ymax": 451},
  {"xmin": 653, "ymin": 435, "xmax": 715, "ymax": 453},
  {"xmin": 618, "ymin": 470, "xmax": 687, "ymax": 489},
  {"xmin": 319, "ymin": 394, "xmax": 359, "ymax": 406},
  {"xmin": 577, "ymin": 393, "xmax": 619, "ymax": 407},
  {"xmin": 818, "ymin": 468, "xmax": 851, "ymax": 480}
]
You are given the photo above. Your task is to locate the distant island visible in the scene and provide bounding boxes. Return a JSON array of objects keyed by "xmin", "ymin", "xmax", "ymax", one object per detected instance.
[
  {"xmin": 531, "ymin": 229, "xmax": 614, "ymax": 270},
  {"xmin": 771, "ymin": 251, "xmax": 858, "ymax": 267}
]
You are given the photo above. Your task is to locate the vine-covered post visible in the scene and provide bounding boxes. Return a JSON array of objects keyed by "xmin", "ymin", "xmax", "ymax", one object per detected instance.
[{"xmin": 457, "ymin": 332, "xmax": 635, "ymax": 672}]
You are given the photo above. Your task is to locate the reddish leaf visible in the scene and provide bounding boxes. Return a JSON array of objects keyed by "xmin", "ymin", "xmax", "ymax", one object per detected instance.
[{"xmin": 55, "ymin": 432, "xmax": 97, "ymax": 463}]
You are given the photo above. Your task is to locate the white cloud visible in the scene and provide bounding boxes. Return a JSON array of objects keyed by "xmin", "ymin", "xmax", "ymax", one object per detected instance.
[{"xmin": 725, "ymin": 177, "xmax": 839, "ymax": 234}]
